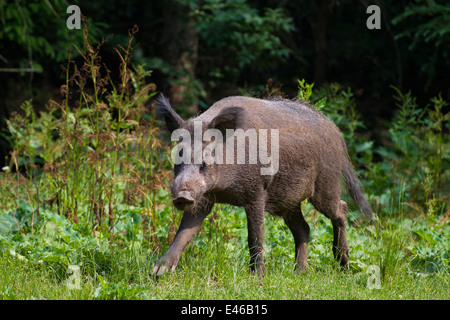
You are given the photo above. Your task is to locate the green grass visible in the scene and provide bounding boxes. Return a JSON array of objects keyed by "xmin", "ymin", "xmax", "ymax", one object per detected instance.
[
  {"xmin": 1, "ymin": 244, "xmax": 447, "ymax": 300},
  {"xmin": 1, "ymin": 204, "xmax": 448, "ymax": 300}
]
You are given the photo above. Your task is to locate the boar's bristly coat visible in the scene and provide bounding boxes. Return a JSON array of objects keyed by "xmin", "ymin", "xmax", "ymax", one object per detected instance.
[{"xmin": 152, "ymin": 94, "xmax": 373, "ymax": 276}]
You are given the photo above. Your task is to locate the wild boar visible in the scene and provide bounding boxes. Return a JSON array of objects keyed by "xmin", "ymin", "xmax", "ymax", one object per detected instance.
[{"xmin": 152, "ymin": 94, "xmax": 373, "ymax": 276}]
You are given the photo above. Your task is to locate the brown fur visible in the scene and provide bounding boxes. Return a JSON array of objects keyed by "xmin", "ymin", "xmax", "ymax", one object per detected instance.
[{"xmin": 152, "ymin": 94, "xmax": 373, "ymax": 276}]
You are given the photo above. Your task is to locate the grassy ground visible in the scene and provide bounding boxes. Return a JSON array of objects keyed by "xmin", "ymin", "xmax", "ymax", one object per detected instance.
[
  {"xmin": 1, "ymin": 244, "xmax": 447, "ymax": 300},
  {"xmin": 1, "ymin": 205, "xmax": 448, "ymax": 300}
]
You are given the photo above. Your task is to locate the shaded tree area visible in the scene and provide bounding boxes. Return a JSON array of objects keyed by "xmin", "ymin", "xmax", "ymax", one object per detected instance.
[{"xmin": 0, "ymin": 0, "xmax": 449, "ymax": 142}]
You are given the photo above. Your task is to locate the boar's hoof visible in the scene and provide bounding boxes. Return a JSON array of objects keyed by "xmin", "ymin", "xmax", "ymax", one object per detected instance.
[
  {"xmin": 152, "ymin": 254, "xmax": 179, "ymax": 276},
  {"xmin": 294, "ymin": 263, "xmax": 309, "ymax": 274}
]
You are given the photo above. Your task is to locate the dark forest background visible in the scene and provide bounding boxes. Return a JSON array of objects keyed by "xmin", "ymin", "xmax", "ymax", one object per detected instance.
[{"xmin": 1, "ymin": 0, "xmax": 449, "ymax": 141}]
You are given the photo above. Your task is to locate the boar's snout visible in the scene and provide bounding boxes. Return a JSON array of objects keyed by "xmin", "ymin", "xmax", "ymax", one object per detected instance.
[
  {"xmin": 170, "ymin": 164, "xmax": 208, "ymax": 211},
  {"xmin": 172, "ymin": 192, "xmax": 195, "ymax": 211}
]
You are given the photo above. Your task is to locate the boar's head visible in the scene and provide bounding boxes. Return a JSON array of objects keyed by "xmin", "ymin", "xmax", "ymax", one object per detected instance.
[{"xmin": 155, "ymin": 94, "xmax": 246, "ymax": 211}]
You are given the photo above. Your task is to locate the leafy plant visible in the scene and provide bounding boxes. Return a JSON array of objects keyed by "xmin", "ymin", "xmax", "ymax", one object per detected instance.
[
  {"xmin": 1, "ymin": 23, "xmax": 172, "ymax": 243},
  {"xmin": 297, "ymin": 79, "xmax": 315, "ymax": 102},
  {"xmin": 373, "ymin": 87, "xmax": 449, "ymax": 214}
]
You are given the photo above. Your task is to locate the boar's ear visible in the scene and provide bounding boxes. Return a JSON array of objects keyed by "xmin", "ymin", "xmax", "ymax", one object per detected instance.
[
  {"xmin": 154, "ymin": 93, "xmax": 185, "ymax": 133},
  {"xmin": 209, "ymin": 106, "xmax": 247, "ymax": 134}
]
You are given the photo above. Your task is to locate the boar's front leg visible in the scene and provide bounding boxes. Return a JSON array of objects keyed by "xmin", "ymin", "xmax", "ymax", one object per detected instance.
[
  {"xmin": 244, "ymin": 200, "xmax": 266, "ymax": 276},
  {"xmin": 152, "ymin": 200, "xmax": 213, "ymax": 276}
]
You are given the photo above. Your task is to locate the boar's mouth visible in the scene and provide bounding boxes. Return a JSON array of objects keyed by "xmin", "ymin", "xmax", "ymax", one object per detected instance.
[{"xmin": 172, "ymin": 192, "xmax": 195, "ymax": 211}]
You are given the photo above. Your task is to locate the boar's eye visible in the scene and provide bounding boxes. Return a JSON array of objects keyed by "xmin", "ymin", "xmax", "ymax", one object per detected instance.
[{"xmin": 199, "ymin": 161, "xmax": 207, "ymax": 174}]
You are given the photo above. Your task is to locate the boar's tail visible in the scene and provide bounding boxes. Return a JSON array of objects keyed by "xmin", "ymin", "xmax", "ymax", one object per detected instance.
[{"xmin": 341, "ymin": 139, "xmax": 374, "ymax": 221}]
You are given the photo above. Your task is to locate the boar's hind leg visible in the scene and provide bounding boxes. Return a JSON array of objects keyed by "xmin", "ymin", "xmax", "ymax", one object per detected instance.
[
  {"xmin": 152, "ymin": 200, "xmax": 214, "ymax": 276},
  {"xmin": 283, "ymin": 206, "xmax": 310, "ymax": 272},
  {"xmin": 332, "ymin": 200, "xmax": 349, "ymax": 267},
  {"xmin": 311, "ymin": 195, "xmax": 349, "ymax": 267}
]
